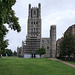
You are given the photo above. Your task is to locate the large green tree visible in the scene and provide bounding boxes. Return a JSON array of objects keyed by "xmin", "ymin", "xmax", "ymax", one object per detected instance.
[
  {"xmin": 0, "ymin": 0, "xmax": 21, "ymax": 56},
  {"xmin": 35, "ymin": 47, "xmax": 46, "ymax": 58},
  {"xmin": 6, "ymin": 49, "xmax": 13, "ymax": 56},
  {"xmin": 13, "ymin": 51, "xmax": 17, "ymax": 56},
  {"xmin": 59, "ymin": 33, "xmax": 75, "ymax": 58}
]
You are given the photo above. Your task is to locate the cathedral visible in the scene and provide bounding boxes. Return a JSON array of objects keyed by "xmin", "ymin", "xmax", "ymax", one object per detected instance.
[{"xmin": 17, "ymin": 3, "xmax": 56, "ymax": 58}]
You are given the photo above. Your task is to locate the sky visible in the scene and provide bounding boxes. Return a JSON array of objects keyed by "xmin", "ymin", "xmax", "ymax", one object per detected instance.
[{"xmin": 5, "ymin": 0, "xmax": 75, "ymax": 52}]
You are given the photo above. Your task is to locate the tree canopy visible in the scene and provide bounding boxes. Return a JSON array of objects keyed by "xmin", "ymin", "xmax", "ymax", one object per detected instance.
[
  {"xmin": 13, "ymin": 51, "xmax": 17, "ymax": 56},
  {"xmin": 0, "ymin": 0, "xmax": 21, "ymax": 55},
  {"xmin": 59, "ymin": 32, "xmax": 75, "ymax": 57},
  {"xmin": 35, "ymin": 47, "xmax": 46, "ymax": 58},
  {"xmin": 6, "ymin": 49, "xmax": 13, "ymax": 56},
  {"xmin": 0, "ymin": 0, "xmax": 21, "ymax": 32}
]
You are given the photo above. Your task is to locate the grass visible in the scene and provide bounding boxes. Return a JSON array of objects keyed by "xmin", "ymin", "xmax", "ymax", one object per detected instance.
[
  {"xmin": 57, "ymin": 58, "xmax": 75, "ymax": 65},
  {"xmin": 0, "ymin": 58, "xmax": 75, "ymax": 75},
  {"xmin": 65, "ymin": 61, "xmax": 75, "ymax": 65}
]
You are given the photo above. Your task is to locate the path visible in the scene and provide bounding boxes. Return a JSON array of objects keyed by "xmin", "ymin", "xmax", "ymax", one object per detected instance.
[{"xmin": 49, "ymin": 58, "xmax": 75, "ymax": 68}]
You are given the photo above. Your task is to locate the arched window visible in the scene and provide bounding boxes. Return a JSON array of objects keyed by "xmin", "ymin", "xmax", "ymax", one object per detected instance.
[
  {"xmin": 31, "ymin": 22, "xmax": 33, "ymax": 24},
  {"xmin": 47, "ymin": 46, "xmax": 49, "ymax": 49},
  {"xmin": 34, "ymin": 10, "xmax": 36, "ymax": 15},
  {"xmin": 34, "ymin": 22, "xmax": 35, "ymax": 24},
  {"xmin": 34, "ymin": 28, "xmax": 35, "ymax": 32},
  {"xmin": 47, "ymin": 40, "xmax": 49, "ymax": 43}
]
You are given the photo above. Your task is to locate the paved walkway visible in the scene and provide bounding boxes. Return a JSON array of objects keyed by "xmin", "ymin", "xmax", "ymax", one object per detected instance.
[{"xmin": 49, "ymin": 58, "xmax": 75, "ymax": 68}]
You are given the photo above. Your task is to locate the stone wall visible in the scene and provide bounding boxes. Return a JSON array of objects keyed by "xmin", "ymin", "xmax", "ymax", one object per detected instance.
[{"xmin": 41, "ymin": 38, "xmax": 50, "ymax": 58}]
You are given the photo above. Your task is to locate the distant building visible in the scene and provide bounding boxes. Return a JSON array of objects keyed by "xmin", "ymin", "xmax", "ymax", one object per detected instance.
[
  {"xmin": 17, "ymin": 3, "xmax": 56, "ymax": 58},
  {"xmin": 56, "ymin": 24, "xmax": 75, "ymax": 57},
  {"xmin": 64, "ymin": 24, "xmax": 75, "ymax": 35}
]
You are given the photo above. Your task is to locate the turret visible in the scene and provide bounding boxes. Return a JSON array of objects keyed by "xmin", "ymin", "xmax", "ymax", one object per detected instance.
[
  {"xmin": 50, "ymin": 25, "xmax": 56, "ymax": 58},
  {"xmin": 28, "ymin": 4, "xmax": 31, "ymax": 18},
  {"xmin": 38, "ymin": 3, "xmax": 41, "ymax": 18}
]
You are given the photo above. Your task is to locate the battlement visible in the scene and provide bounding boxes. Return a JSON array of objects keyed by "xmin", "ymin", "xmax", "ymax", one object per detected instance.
[{"xmin": 28, "ymin": 3, "xmax": 41, "ymax": 18}]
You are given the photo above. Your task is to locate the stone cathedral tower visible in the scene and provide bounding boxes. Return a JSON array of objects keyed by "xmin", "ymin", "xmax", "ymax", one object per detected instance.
[
  {"xmin": 24, "ymin": 3, "xmax": 41, "ymax": 57},
  {"xmin": 50, "ymin": 25, "xmax": 56, "ymax": 58},
  {"xmin": 17, "ymin": 3, "xmax": 57, "ymax": 58}
]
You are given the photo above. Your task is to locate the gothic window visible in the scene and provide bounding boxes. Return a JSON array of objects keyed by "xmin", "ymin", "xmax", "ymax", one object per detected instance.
[
  {"xmin": 34, "ymin": 10, "xmax": 36, "ymax": 15},
  {"xmin": 47, "ymin": 46, "xmax": 49, "ymax": 49},
  {"xmin": 31, "ymin": 22, "xmax": 33, "ymax": 24},
  {"xmin": 34, "ymin": 22, "xmax": 35, "ymax": 24},
  {"xmin": 47, "ymin": 40, "xmax": 49, "ymax": 43},
  {"xmin": 34, "ymin": 28, "xmax": 35, "ymax": 32}
]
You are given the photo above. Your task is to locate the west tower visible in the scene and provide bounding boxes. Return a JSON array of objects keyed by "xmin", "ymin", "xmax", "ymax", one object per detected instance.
[
  {"xmin": 24, "ymin": 3, "xmax": 41, "ymax": 57},
  {"xmin": 27, "ymin": 3, "xmax": 41, "ymax": 38}
]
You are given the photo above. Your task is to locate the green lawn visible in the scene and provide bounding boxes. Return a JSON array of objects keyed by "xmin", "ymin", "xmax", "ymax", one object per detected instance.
[
  {"xmin": 0, "ymin": 58, "xmax": 75, "ymax": 75},
  {"xmin": 65, "ymin": 61, "xmax": 75, "ymax": 65}
]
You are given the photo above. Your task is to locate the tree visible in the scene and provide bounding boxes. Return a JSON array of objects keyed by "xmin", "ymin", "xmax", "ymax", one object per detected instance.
[
  {"xmin": 0, "ymin": 40, "xmax": 8, "ymax": 56},
  {"xmin": 0, "ymin": 0, "xmax": 21, "ymax": 32},
  {"xmin": 13, "ymin": 51, "xmax": 17, "ymax": 56},
  {"xmin": 59, "ymin": 32, "xmax": 75, "ymax": 58},
  {"xmin": 35, "ymin": 47, "xmax": 46, "ymax": 58},
  {"xmin": 6, "ymin": 49, "xmax": 13, "ymax": 56},
  {"xmin": 0, "ymin": 0, "xmax": 21, "ymax": 55}
]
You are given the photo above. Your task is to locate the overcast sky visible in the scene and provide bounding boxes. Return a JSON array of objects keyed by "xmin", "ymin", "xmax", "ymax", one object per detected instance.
[{"xmin": 5, "ymin": 0, "xmax": 75, "ymax": 52}]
